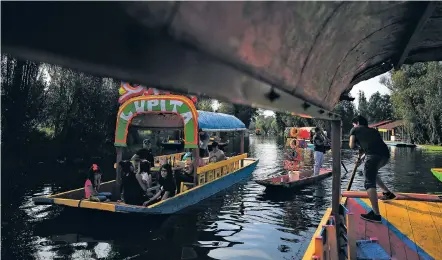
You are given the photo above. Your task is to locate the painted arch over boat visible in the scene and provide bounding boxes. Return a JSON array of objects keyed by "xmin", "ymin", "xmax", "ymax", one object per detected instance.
[{"xmin": 114, "ymin": 96, "xmax": 246, "ymax": 148}]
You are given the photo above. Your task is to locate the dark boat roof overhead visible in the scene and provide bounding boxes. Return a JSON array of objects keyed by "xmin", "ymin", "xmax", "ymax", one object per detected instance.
[{"xmin": 3, "ymin": 2, "xmax": 442, "ymax": 119}]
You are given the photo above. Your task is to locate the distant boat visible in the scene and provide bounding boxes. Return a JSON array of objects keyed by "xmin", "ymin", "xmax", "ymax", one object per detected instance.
[{"xmin": 255, "ymin": 168, "xmax": 332, "ymax": 189}]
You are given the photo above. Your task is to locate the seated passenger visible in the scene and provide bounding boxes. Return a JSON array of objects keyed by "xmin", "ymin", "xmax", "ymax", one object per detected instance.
[
  {"xmin": 84, "ymin": 164, "xmax": 111, "ymax": 201},
  {"xmin": 136, "ymin": 160, "xmax": 153, "ymax": 196},
  {"xmin": 209, "ymin": 141, "xmax": 227, "ymax": 162},
  {"xmin": 143, "ymin": 164, "xmax": 176, "ymax": 206},
  {"xmin": 180, "ymin": 149, "xmax": 207, "ymax": 183},
  {"xmin": 120, "ymin": 160, "xmax": 145, "ymax": 205},
  {"xmin": 132, "ymin": 139, "xmax": 155, "ymax": 166}
]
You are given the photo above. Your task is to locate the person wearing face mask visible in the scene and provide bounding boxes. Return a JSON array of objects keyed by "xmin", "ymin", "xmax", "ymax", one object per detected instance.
[
  {"xmin": 349, "ymin": 115, "xmax": 396, "ymax": 223},
  {"xmin": 143, "ymin": 164, "xmax": 176, "ymax": 206}
]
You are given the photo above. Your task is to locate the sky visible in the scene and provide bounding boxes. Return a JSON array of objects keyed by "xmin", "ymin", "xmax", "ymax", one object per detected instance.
[{"xmin": 253, "ymin": 72, "xmax": 391, "ymax": 116}]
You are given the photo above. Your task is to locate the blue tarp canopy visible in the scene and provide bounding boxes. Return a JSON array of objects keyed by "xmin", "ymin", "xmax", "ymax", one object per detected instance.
[{"xmin": 197, "ymin": 111, "xmax": 246, "ymax": 132}]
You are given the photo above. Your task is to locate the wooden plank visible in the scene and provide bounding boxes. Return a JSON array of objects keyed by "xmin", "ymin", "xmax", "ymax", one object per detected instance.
[
  {"xmin": 363, "ymin": 200, "xmax": 391, "ymax": 256},
  {"xmin": 404, "ymin": 200, "xmax": 441, "ymax": 259},
  {"xmin": 358, "ymin": 199, "xmax": 421, "ymax": 260},
  {"xmin": 330, "ymin": 119, "xmax": 342, "ymax": 253},
  {"xmin": 345, "ymin": 198, "xmax": 367, "ymax": 240},
  {"xmin": 425, "ymin": 202, "xmax": 442, "ymax": 241},
  {"xmin": 383, "ymin": 200, "xmax": 409, "ymax": 260},
  {"xmin": 346, "ymin": 213, "xmax": 357, "ymax": 260},
  {"xmin": 302, "ymin": 208, "xmax": 332, "ymax": 260}
]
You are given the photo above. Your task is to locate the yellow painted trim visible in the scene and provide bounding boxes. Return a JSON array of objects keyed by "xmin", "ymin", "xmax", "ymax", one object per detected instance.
[
  {"xmin": 197, "ymin": 154, "xmax": 247, "ymax": 174},
  {"xmin": 302, "ymin": 208, "xmax": 332, "ymax": 260},
  {"xmin": 53, "ymin": 198, "xmax": 81, "ymax": 207},
  {"xmin": 148, "ymin": 156, "xmax": 257, "ymax": 208},
  {"xmin": 53, "ymin": 198, "xmax": 116, "ymax": 212},
  {"xmin": 80, "ymin": 200, "xmax": 116, "ymax": 212},
  {"xmin": 48, "ymin": 180, "xmax": 116, "ymax": 198}
]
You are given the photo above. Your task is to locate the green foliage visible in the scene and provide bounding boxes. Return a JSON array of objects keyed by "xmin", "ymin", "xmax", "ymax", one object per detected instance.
[
  {"xmin": 380, "ymin": 62, "xmax": 442, "ymax": 144},
  {"xmin": 195, "ymin": 96, "xmax": 214, "ymax": 112},
  {"xmin": 1, "ymin": 55, "xmax": 120, "ymax": 161},
  {"xmin": 357, "ymin": 90, "xmax": 369, "ymax": 119},
  {"xmin": 333, "ymin": 100, "xmax": 356, "ymax": 135},
  {"xmin": 254, "ymin": 113, "xmax": 273, "ymax": 135},
  {"xmin": 366, "ymin": 92, "xmax": 394, "ymax": 123}
]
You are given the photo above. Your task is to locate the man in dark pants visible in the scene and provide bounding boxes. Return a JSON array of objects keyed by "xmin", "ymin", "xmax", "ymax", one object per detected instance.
[{"xmin": 349, "ymin": 115, "xmax": 396, "ymax": 223}]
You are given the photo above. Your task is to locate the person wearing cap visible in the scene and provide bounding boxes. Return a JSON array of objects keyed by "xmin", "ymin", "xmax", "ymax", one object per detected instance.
[{"xmin": 209, "ymin": 141, "xmax": 227, "ymax": 162}]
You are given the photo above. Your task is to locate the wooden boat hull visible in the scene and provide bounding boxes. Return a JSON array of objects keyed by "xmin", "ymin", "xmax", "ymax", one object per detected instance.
[
  {"xmin": 302, "ymin": 191, "xmax": 442, "ymax": 260},
  {"xmin": 255, "ymin": 168, "xmax": 332, "ymax": 188},
  {"xmin": 431, "ymin": 168, "xmax": 442, "ymax": 183},
  {"xmin": 32, "ymin": 158, "xmax": 258, "ymax": 215}
]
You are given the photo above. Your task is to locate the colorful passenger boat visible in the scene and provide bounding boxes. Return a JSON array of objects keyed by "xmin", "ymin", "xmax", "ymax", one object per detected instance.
[
  {"xmin": 32, "ymin": 83, "xmax": 258, "ymax": 214},
  {"xmin": 256, "ymin": 127, "xmax": 332, "ymax": 188},
  {"xmin": 431, "ymin": 168, "xmax": 442, "ymax": 183},
  {"xmin": 303, "ymin": 191, "xmax": 442, "ymax": 260}
]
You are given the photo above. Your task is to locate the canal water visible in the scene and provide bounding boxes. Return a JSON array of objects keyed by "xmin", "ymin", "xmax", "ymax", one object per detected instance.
[{"xmin": 2, "ymin": 136, "xmax": 442, "ymax": 260}]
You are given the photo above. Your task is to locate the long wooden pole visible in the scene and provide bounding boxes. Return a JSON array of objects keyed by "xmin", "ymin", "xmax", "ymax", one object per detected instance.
[
  {"xmin": 331, "ymin": 119, "xmax": 342, "ymax": 257},
  {"xmin": 346, "ymin": 154, "xmax": 365, "ymax": 191}
]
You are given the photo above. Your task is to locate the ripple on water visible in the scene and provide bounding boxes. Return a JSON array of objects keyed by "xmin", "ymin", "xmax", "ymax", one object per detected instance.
[{"xmin": 3, "ymin": 137, "xmax": 442, "ymax": 260}]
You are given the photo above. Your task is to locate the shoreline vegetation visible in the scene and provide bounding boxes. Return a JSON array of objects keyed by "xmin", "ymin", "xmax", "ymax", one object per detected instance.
[{"xmin": 2, "ymin": 54, "xmax": 441, "ymax": 168}]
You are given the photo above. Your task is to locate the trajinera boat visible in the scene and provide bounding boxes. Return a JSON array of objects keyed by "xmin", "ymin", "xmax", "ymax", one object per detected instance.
[
  {"xmin": 9, "ymin": 2, "xmax": 442, "ymax": 259},
  {"xmin": 255, "ymin": 127, "xmax": 332, "ymax": 189},
  {"xmin": 32, "ymin": 83, "xmax": 258, "ymax": 214}
]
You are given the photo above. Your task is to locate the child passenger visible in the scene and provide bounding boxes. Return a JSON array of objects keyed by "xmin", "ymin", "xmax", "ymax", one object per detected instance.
[{"xmin": 84, "ymin": 164, "xmax": 111, "ymax": 201}]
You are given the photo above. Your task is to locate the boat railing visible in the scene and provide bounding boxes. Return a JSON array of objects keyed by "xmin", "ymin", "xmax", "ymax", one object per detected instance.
[
  {"xmin": 196, "ymin": 154, "xmax": 248, "ymax": 185},
  {"xmin": 154, "ymin": 152, "xmax": 186, "ymax": 165}
]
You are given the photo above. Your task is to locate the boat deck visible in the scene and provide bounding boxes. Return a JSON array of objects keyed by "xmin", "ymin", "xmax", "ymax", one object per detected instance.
[{"xmin": 345, "ymin": 196, "xmax": 441, "ymax": 260}]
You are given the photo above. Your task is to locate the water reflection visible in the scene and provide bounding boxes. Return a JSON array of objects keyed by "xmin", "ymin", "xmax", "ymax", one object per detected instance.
[{"xmin": 2, "ymin": 136, "xmax": 442, "ymax": 260}]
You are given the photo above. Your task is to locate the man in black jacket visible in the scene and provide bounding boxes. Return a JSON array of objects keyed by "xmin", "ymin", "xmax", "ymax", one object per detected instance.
[{"xmin": 349, "ymin": 115, "xmax": 396, "ymax": 223}]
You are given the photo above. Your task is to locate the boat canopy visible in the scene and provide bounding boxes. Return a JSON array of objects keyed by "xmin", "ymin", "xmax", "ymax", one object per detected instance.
[
  {"xmin": 4, "ymin": 2, "xmax": 442, "ymax": 120},
  {"xmin": 197, "ymin": 111, "xmax": 246, "ymax": 132}
]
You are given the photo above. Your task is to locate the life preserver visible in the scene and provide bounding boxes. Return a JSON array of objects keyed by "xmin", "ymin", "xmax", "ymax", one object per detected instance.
[{"xmin": 289, "ymin": 128, "xmax": 298, "ymax": 138}]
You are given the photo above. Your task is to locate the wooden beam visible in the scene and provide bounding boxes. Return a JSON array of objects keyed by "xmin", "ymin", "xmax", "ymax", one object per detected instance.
[
  {"xmin": 331, "ymin": 119, "xmax": 342, "ymax": 255},
  {"xmin": 394, "ymin": 2, "xmax": 436, "ymax": 69},
  {"xmin": 115, "ymin": 147, "xmax": 123, "ymax": 201}
]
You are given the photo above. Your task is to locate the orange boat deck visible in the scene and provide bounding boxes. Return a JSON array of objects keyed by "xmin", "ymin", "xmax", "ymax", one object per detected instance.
[{"xmin": 303, "ymin": 192, "xmax": 442, "ymax": 260}]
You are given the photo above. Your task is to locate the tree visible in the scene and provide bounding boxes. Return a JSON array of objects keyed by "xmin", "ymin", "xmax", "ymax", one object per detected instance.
[
  {"xmin": 255, "ymin": 114, "xmax": 274, "ymax": 135},
  {"xmin": 333, "ymin": 100, "xmax": 356, "ymax": 135},
  {"xmin": 367, "ymin": 92, "xmax": 394, "ymax": 123},
  {"xmin": 195, "ymin": 96, "xmax": 214, "ymax": 112},
  {"xmin": 380, "ymin": 62, "xmax": 442, "ymax": 144},
  {"xmin": 357, "ymin": 90, "xmax": 369, "ymax": 119}
]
